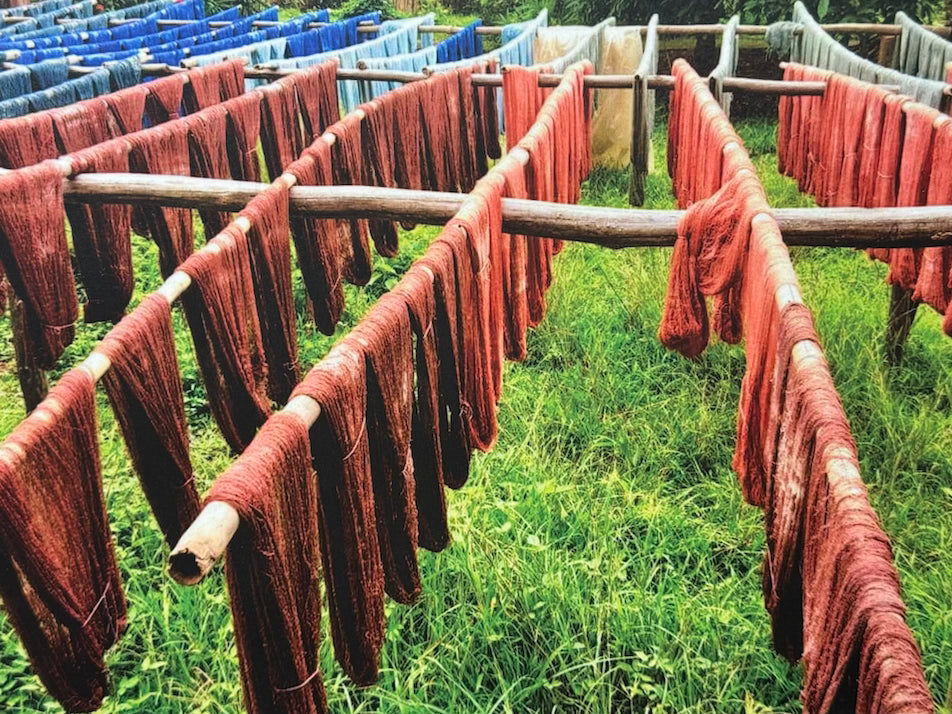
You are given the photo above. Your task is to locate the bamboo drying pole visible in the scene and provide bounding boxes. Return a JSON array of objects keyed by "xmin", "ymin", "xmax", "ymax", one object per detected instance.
[
  {"xmin": 60, "ymin": 59, "xmax": 904, "ymax": 98},
  {"xmin": 58, "ymin": 172, "xmax": 952, "ymax": 249}
]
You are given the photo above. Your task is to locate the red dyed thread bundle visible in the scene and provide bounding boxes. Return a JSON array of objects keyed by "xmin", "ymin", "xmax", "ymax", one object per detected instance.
[
  {"xmin": 183, "ymin": 58, "xmax": 246, "ymax": 114},
  {"xmin": 223, "ymin": 92, "xmax": 264, "ymax": 182},
  {"xmin": 284, "ymin": 142, "xmax": 345, "ymax": 336},
  {"xmin": 353, "ymin": 295, "xmax": 421, "ymax": 603},
  {"xmin": 326, "ymin": 112, "xmax": 373, "ymax": 285},
  {"xmin": 207, "ymin": 412, "xmax": 326, "ymax": 714},
  {"xmin": 914, "ymin": 116, "xmax": 952, "ymax": 315},
  {"xmin": 359, "ymin": 94, "xmax": 401, "ymax": 257},
  {"xmin": 503, "ymin": 63, "xmax": 593, "ymax": 328},
  {"xmin": 50, "ymin": 99, "xmax": 116, "ymax": 154},
  {"xmin": 259, "ymin": 79, "xmax": 305, "ymax": 182},
  {"xmin": 659, "ymin": 172, "xmax": 762, "ymax": 358},
  {"xmin": 0, "ymin": 369, "xmax": 126, "ymax": 713},
  {"xmin": 98, "ymin": 294, "xmax": 199, "ymax": 547},
  {"xmin": 887, "ymin": 102, "xmax": 938, "ymax": 291},
  {"xmin": 144, "ymin": 73, "xmax": 187, "ymax": 124},
  {"xmin": 241, "ymin": 182, "xmax": 301, "ymax": 403},
  {"xmin": 180, "ymin": 226, "xmax": 271, "ymax": 453},
  {"xmin": 0, "ymin": 161, "xmax": 78, "ymax": 369},
  {"xmin": 416, "ymin": 239, "xmax": 473, "ymax": 489},
  {"xmin": 0, "ymin": 113, "xmax": 58, "ymax": 168},
  {"xmin": 451, "ymin": 194, "xmax": 502, "ymax": 440},
  {"xmin": 293, "ymin": 60, "xmax": 340, "ymax": 145},
  {"xmin": 127, "ymin": 123, "xmax": 195, "ymax": 278},
  {"xmin": 65, "ymin": 137, "xmax": 135, "ymax": 324},
  {"xmin": 498, "ymin": 155, "xmax": 530, "ymax": 360},
  {"xmin": 291, "ymin": 344, "xmax": 385, "ymax": 686},
  {"xmin": 394, "ymin": 265, "xmax": 451, "ymax": 551},
  {"xmin": 184, "ymin": 104, "xmax": 234, "ymax": 238},
  {"xmin": 103, "ymin": 85, "xmax": 149, "ymax": 135}
]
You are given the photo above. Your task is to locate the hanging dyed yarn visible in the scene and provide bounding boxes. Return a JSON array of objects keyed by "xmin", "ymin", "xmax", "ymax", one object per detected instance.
[
  {"xmin": 104, "ymin": 84, "xmax": 148, "ymax": 134},
  {"xmin": 206, "ymin": 412, "xmax": 327, "ymax": 714},
  {"xmin": 914, "ymin": 116, "xmax": 952, "ymax": 314},
  {"xmin": 291, "ymin": 345, "xmax": 385, "ymax": 686},
  {"xmin": 97, "ymin": 293, "xmax": 198, "ymax": 547},
  {"xmin": 185, "ymin": 104, "xmax": 234, "ymax": 239},
  {"xmin": 223, "ymin": 91, "xmax": 263, "ymax": 182},
  {"xmin": 285, "ymin": 142, "xmax": 345, "ymax": 336},
  {"xmin": 259, "ymin": 79, "xmax": 304, "ymax": 182},
  {"xmin": 182, "ymin": 58, "xmax": 245, "ymax": 113},
  {"xmin": 0, "ymin": 112, "xmax": 57, "ymax": 168},
  {"xmin": 326, "ymin": 112, "xmax": 373, "ymax": 285},
  {"xmin": 292, "ymin": 59, "xmax": 340, "ymax": 144},
  {"xmin": 887, "ymin": 102, "xmax": 938, "ymax": 291},
  {"xmin": 66, "ymin": 139, "xmax": 135, "ymax": 323},
  {"xmin": 358, "ymin": 96, "xmax": 400, "ymax": 257},
  {"xmin": 0, "ymin": 161, "xmax": 77, "ymax": 368},
  {"xmin": 0, "ymin": 369, "xmax": 126, "ymax": 713},
  {"xmin": 241, "ymin": 182, "xmax": 301, "ymax": 404},
  {"xmin": 179, "ymin": 226, "xmax": 271, "ymax": 453},
  {"xmin": 352, "ymin": 296, "xmax": 421, "ymax": 603},
  {"xmin": 415, "ymin": 240, "xmax": 472, "ymax": 489},
  {"xmin": 659, "ymin": 172, "xmax": 762, "ymax": 358},
  {"xmin": 144, "ymin": 72, "xmax": 186, "ymax": 124},
  {"xmin": 127, "ymin": 123, "xmax": 195, "ymax": 277},
  {"xmin": 394, "ymin": 265, "xmax": 451, "ymax": 551}
]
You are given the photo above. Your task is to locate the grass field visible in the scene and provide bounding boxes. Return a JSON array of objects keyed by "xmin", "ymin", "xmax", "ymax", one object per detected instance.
[{"xmin": 0, "ymin": 115, "xmax": 950, "ymax": 713}]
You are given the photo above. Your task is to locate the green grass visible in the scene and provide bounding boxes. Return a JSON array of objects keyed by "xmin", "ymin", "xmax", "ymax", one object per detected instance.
[{"xmin": 0, "ymin": 117, "xmax": 950, "ymax": 713}]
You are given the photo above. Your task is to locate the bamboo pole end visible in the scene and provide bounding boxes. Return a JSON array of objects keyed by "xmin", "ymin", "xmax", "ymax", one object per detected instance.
[
  {"xmin": 168, "ymin": 501, "xmax": 240, "ymax": 585},
  {"xmin": 168, "ymin": 549, "xmax": 212, "ymax": 586}
]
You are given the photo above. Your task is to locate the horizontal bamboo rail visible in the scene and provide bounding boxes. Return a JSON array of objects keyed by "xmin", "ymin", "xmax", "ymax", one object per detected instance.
[
  {"xmin": 60, "ymin": 172, "xmax": 952, "ymax": 248},
  {"xmin": 58, "ymin": 60, "xmax": 900, "ymax": 97}
]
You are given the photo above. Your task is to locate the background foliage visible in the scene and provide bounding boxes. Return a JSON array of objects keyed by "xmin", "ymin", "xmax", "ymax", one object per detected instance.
[{"xmin": 439, "ymin": 0, "xmax": 947, "ymax": 27}]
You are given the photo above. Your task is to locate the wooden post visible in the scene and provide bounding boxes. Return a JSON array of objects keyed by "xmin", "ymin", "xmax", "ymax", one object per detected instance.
[
  {"xmin": 877, "ymin": 34, "xmax": 898, "ymax": 67},
  {"xmin": 11, "ymin": 297, "xmax": 48, "ymax": 412},
  {"xmin": 885, "ymin": 284, "xmax": 918, "ymax": 366}
]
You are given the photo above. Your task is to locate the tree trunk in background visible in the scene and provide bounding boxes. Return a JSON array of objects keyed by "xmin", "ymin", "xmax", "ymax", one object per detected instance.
[{"xmin": 693, "ymin": 3, "xmax": 721, "ymax": 74}]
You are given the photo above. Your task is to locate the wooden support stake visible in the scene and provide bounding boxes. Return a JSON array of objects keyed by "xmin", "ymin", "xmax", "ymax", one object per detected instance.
[
  {"xmin": 877, "ymin": 34, "xmax": 898, "ymax": 67},
  {"xmin": 885, "ymin": 284, "xmax": 918, "ymax": 366},
  {"xmin": 11, "ymin": 296, "xmax": 47, "ymax": 413}
]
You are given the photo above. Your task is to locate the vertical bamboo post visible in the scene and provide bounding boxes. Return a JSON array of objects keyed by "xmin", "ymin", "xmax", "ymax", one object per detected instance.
[
  {"xmin": 629, "ymin": 73, "xmax": 648, "ymax": 206},
  {"xmin": 885, "ymin": 284, "xmax": 918, "ymax": 366},
  {"xmin": 877, "ymin": 34, "xmax": 897, "ymax": 67},
  {"xmin": 11, "ymin": 296, "xmax": 48, "ymax": 412}
]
